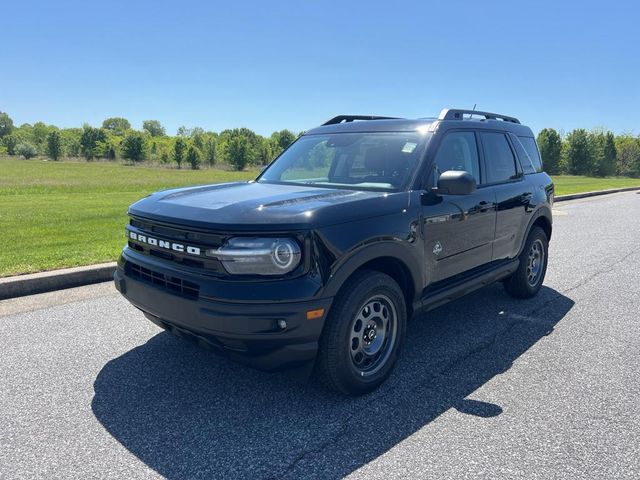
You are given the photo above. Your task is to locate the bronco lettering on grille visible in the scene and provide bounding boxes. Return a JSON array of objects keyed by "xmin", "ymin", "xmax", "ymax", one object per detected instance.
[{"xmin": 128, "ymin": 231, "xmax": 201, "ymax": 256}]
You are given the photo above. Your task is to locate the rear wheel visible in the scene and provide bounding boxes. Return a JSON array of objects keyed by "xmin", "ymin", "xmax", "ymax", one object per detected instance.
[
  {"xmin": 503, "ymin": 226, "xmax": 548, "ymax": 298},
  {"xmin": 316, "ymin": 270, "xmax": 406, "ymax": 396}
]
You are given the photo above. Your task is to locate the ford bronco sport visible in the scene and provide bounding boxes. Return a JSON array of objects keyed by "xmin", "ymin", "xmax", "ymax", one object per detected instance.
[{"xmin": 114, "ymin": 108, "xmax": 553, "ymax": 396}]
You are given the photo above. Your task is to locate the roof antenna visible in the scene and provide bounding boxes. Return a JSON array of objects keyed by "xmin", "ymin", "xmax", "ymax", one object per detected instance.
[{"xmin": 470, "ymin": 104, "xmax": 477, "ymax": 119}]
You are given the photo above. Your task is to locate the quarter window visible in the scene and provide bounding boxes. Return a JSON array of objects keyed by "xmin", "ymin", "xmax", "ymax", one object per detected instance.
[
  {"xmin": 518, "ymin": 136, "xmax": 543, "ymax": 173},
  {"xmin": 480, "ymin": 132, "xmax": 518, "ymax": 183},
  {"xmin": 432, "ymin": 131, "xmax": 480, "ymax": 183},
  {"xmin": 509, "ymin": 133, "xmax": 536, "ymax": 174}
]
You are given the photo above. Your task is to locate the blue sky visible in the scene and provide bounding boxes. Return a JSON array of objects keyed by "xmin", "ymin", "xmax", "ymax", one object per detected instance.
[{"xmin": 1, "ymin": 0, "xmax": 639, "ymax": 136}]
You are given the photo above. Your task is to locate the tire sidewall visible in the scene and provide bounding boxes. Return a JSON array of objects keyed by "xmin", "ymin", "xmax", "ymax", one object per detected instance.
[
  {"xmin": 328, "ymin": 274, "xmax": 406, "ymax": 395},
  {"xmin": 521, "ymin": 227, "xmax": 549, "ymax": 295}
]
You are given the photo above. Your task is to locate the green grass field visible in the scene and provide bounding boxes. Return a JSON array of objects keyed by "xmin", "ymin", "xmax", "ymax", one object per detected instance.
[
  {"xmin": 550, "ymin": 175, "xmax": 640, "ymax": 195},
  {"xmin": 1, "ymin": 157, "xmax": 639, "ymax": 276},
  {"xmin": 0, "ymin": 158, "xmax": 258, "ymax": 276}
]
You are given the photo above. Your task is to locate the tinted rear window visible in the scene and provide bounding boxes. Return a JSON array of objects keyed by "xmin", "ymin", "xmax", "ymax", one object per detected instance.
[
  {"xmin": 480, "ymin": 132, "xmax": 517, "ymax": 183},
  {"xmin": 518, "ymin": 136, "xmax": 543, "ymax": 173}
]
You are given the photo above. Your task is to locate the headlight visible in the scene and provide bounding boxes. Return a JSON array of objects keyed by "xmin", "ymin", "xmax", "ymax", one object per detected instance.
[{"xmin": 206, "ymin": 237, "xmax": 301, "ymax": 275}]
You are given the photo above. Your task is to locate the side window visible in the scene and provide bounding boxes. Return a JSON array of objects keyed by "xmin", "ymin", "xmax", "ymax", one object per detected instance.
[
  {"xmin": 480, "ymin": 132, "xmax": 517, "ymax": 183},
  {"xmin": 518, "ymin": 136, "xmax": 543, "ymax": 173},
  {"xmin": 432, "ymin": 131, "xmax": 480, "ymax": 183},
  {"xmin": 508, "ymin": 133, "xmax": 536, "ymax": 174}
]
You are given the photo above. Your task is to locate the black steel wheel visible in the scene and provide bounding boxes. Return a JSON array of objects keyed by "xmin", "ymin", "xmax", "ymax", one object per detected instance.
[
  {"xmin": 316, "ymin": 270, "xmax": 406, "ymax": 396},
  {"xmin": 503, "ymin": 226, "xmax": 549, "ymax": 299}
]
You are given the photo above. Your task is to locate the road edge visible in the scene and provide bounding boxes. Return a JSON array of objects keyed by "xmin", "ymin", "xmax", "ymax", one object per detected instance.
[
  {"xmin": 554, "ymin": 185, "xmax": 640, "ymax": 202},
  {"xmin": 1, "ymin": 186, "xmax": 639, "ymax": 300},
  {"xmin": 0, "ymin": 262, "xmax": 117, "ymax": 301}
]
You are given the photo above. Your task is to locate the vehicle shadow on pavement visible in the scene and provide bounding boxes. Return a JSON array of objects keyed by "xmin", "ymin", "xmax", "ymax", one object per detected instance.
[{"xmin": 92, "ymin": 284, "xmax": 574, "ymax": 479}]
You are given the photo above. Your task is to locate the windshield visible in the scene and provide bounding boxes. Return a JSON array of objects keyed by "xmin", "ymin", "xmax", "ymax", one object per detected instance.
[{"xmin": 258, "ymin": 132, "xmax": 426, "ymax": 191}]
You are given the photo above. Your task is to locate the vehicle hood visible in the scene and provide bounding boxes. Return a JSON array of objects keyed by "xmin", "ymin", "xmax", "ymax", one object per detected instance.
[{"xmin": 128, "ymin": 181, "xmax": 410, "ymax": 231}]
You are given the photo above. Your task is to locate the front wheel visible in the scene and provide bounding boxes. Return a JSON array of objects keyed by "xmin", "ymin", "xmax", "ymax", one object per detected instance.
[
  {"xmin": 503, "ymin": 226, "xmax": 549, "ymax": 298},
  {"xmin": 316, "ymin": 270, "xmax": 406, "ymax": 396}
]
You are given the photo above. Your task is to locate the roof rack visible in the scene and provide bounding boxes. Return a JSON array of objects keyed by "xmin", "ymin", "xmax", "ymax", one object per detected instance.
[
  {"xmin": 438, "ymin": 108, "xmax": 520, "ymax": 124},
  {"xmin": 322, "ymin": 115, "xmax": 400, "ymax": 126}
]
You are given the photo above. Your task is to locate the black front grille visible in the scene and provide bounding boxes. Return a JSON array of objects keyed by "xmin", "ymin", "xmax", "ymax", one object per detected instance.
[
  {"xmin": 126, "ymin": 262, "xmax": 200, "ymax": 299},
  {"xmin": 127, "ymin": 216, "xmax": 227, "ymax": 274},
  {"xmin": 129, "ymin": 217, "xmax": 225, "ymax": 245}
]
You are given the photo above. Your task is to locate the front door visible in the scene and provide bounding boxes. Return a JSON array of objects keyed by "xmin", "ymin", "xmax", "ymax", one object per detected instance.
[{"xmin": 422, "ymin": 130, "xmax": 496, "ymax": 283}]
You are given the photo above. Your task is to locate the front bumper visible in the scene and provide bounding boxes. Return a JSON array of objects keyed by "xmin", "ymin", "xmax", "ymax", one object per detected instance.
[{"xmin": 114, "ymin": 249, "xmax": 333, "ymax": 372}]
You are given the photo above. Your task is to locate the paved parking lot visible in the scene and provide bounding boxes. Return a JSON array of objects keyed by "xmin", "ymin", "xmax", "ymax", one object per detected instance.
[{"xmin": 1, "ymin": 192, "xmax": 639, "ymax": 479}]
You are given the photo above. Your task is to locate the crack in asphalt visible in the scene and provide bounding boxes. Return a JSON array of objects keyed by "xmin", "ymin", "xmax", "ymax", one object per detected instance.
[{"xmin": 558, "ymin": 247, "xmax": 640, "ymax": 297}]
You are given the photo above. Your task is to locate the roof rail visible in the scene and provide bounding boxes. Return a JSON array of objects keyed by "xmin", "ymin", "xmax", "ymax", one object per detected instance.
[
  {"xmin": 322, "ymin": 115, "xmax": 400, "ymax": 126},
  {"xmin": 438, "ymin": 108, "xmax": 520, "ymax": 124}
]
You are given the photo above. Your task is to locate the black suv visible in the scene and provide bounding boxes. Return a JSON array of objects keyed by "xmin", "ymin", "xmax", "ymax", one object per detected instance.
[{"xmin": 114, "ymin": 108, "xmax": 553, "ymax": 395}]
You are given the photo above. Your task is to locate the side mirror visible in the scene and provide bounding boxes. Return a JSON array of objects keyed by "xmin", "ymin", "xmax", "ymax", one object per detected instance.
[{"xmin": 435, "ymin": 170, "xmax": 476, "ymax": 195}]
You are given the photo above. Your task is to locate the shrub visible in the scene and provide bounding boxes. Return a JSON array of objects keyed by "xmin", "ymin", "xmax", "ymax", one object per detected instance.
[{"xmin": 16, "ymin": 142, "xmax": 38, "ymax": 159}]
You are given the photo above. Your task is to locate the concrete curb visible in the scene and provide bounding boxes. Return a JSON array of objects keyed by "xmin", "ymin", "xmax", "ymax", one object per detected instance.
[
  {"xmin": 555, "ymin": 186, "xmax": 640, "ymax": 202},
  {"xmin": 0, "ymin": 262, "xmax": 117, "ymax": 301},
  {"xmin": 1, "ymin": 186, "xmax": 639, "ymax": 301}
]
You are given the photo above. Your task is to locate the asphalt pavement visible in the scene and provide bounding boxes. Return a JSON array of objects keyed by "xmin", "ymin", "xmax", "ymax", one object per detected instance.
[{"xmin": 1, "ymin": 191, "xmax": 639, "ymax": 479}]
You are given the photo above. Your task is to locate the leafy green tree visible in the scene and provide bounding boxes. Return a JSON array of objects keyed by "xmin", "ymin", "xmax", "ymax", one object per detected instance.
[
  {"xmin": 60, "ymin": 128, "xmax": 82, "ymax": 158},
  {"xmin": 257, "ymin": 137, "xmax": 273, "ymax": 165},
  {"xmin": 102, "ymin": 117, "xmax": 131, "ymax": 136},
  {"xmin": 95, "ymin": 140, "xmax": 117, "ymax": 160},
  {"xmin": 186, "ymin": 145, "xmax": 202, "ymax": 170},
  {"xmin": 106, "ymin": 143, "xmax": 117, "ymax": 160},
  {"xmin": 143, "ymin": 120, "xmax": 166, "ymax": 137},
  {"xmin": 227, "ymin": 135, "xmax": 253, "ymax": 171},
  {"xmin": 3, "ymin": 134, "xmax": 18, "ymax": 155},
  {"xmin": 614, "ymin": 135, "xmax": 640, "ymax": 177},
  {"xmin": 176, "ymin": 126, "xmax": 192, "ymax": 137},
  {"xmin": 79, "ymin": 125, "xmax": 107, "ymax": 160},
  {"xmin": 16, "ymin": 142, "xmax": 38, "ymax": 159},
  {"xmin": 0, "ymin": 111, "xmax": 14, "ymax": 138},
  {"xmin": 537, "ymin": 128, "xmax": 562, "ymax": 174},
  {"xmin": 121, "ymin": 132, "xmax": 147, "ymax": 163},
  {"xmin": 271, "ymin": 129, "xmax": 297, "ymax": 153},
  {"xmin": 173, "ymin": 137, "xmax": 187, "ymax": 168},
  {"xmin": 46, "ymin": 130, "xmax": 63, "ymax": 160},
  {"xmin": 220, "ymin": 128, "xmax": 260, "ymax": 165},
  {"xmin": 589, "ymin": 130, "xmax": 617, "ymax": 177},
  {"xmin": 32, "ymin": 122, "xmax": 51, "ymax": 148},
  {"xmin": 160, "ymin": 151, "xmax": 170, "ymax": 164},
  {"xmin": 562, "ymin": 129, "xmax": 593, "ymax": 175},
  {"xmin": 192, "ymin": 130, "xmax": 205, "ymax": 151},
  {"xmin": 204, "ymin": 135, "xmax": 217, "ymax": 166}
]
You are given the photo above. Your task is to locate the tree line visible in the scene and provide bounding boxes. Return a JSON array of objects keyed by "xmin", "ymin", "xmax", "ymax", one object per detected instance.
[
  {"xmin": 1, "ymin": 110, "xmax": 640, "ymax": 176},
  {"xmin": 537, "ymin": 128, "xmax": 640, "ymax": 178},
  {"xmin": 0, "ymin": 111, "xmax": 298, "ymax": 171}
]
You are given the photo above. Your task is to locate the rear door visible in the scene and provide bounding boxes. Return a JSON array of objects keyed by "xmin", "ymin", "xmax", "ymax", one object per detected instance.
[
  {"xmin": 422, "ymin": 130, "xmax": 497, "ymax": 282},
  {"xmin": 478, "ymin": 131, "xmax": 532, "ymax": 260}
]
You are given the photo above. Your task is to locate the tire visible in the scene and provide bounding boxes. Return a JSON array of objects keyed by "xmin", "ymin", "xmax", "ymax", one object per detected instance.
[
  {"xmin": 503, "ymin": 226, "xmax": 548, "ymax": 299},
  {"xmin": 316, "ymin": 270, "xmax": 406, "ymax": 396}
]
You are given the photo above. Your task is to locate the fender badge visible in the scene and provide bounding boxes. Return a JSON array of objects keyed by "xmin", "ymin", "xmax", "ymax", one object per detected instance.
[{"xmin": 433, "ymin": 241, "xmax": 443, "ymax": 256}]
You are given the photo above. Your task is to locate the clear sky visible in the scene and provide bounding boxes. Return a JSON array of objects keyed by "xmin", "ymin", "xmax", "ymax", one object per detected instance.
[{"xmin": 1, "ymin": 0, "xmax": 639, "ymax": 136}]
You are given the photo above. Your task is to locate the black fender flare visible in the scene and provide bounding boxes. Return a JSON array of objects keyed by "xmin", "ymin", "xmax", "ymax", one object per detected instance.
[
  {"xmin": 517, "ymin": 206, "xmax": 553, "ymax": 256},
  {"xmin": 320, "ymin": 241, "xmax": 423, "ymax": 303}
]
